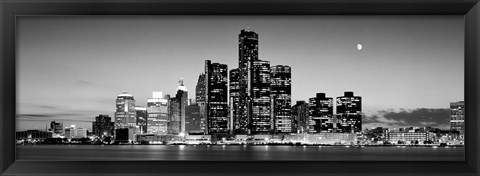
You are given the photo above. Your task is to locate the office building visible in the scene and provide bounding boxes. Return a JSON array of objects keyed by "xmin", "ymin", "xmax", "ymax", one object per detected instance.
[
  {"xmin": 196, "ymin": 73, "xmax": 207, "ymax": 134},
  {"xmin": 292, "ymin": 101, "xmax": 309, "ymax": 134},
  {"xmin": 450, "ymin": 101, "xmax": 465, "ymax": 139},
  {"xmin": 168, "ymin": 97, "xmax": 181, "ymax": 134},
  {"xmin": 270, "ymin": 65, "xmax": 292, "ymax": 133},
  {"xmin": 386, "ymin": 132, "xmax": 429, "ymax": 144},
  {"xmin": 64, "ymin": 125, "xmax": 87, "ymax": 139},
  {"xmin": 229, "ymin": 68, "xmax": 242, "ymax": 133},
  {"xmin": 176, "ymin": 79, "xmax": 189, "ymax": 134},
  {"xmin": 16, "ymin": 130, "xmax": 53, "ymax": 141},
  {"xmin": 250, "ymin": 59, "xmax": 271, "ymax": 134},
  {"xmin": 115, "ymin": 127, "xmax": 136, "ymax": 143},
  {"xmin": 336, "ymin": 91, "xmax": 362, "ymax": 133},
  {"xmin": 185, "ymin": 104, "xmax": 202, "ymax": 134},
  {"xmin": 49, "ymin": 121, "xmax": 63, "ymax": 135},
  {"xmin": 309, "ymin": 93, "xmax": 334, "ymax": 133},
  {"xmin": 114, "ymin": 91, "xmax": 137, "ymax": 129},
  {"xmin": 92, "ymin": 114, "xmax": 114, "ymax": 137},
  {"xmin": 205, "ymin": 60, "xmax": 229, "ymax": 134},
  {"xmin": 147, "ymin": 92, "xmax": 169, "ymax": 135},
  {"xmin": 234, "ymin": 29, "xmax": 259, "ymax": 134}
]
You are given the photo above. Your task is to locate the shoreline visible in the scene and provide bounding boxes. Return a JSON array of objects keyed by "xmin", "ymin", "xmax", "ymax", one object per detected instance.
[{"xmin": 16, "ymin": 143, "xmax": 465, "ymax": 147}]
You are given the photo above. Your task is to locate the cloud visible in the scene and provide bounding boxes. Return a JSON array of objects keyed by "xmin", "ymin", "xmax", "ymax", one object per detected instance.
[
  {"xmin": 35, "ymin": 105, "xmax": 59, "ymax": 110},
  {"xmin": 78, "ymin": 80, "xmax": 94, "ymax": 86},
  {"xmin": 16, "ymin": 113, "xmax": 94, "ymax": 123},
  {"xmin": 17, "ymin": 113, "xmax": 79, "ymax": 118},
  {"xmin": 363, "ymin": 108, "xmax": 450, "ymax": 130}
]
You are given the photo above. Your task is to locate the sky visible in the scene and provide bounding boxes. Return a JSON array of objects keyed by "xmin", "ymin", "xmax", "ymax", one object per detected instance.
[{"xmin": 16, "ymin": 16, "xmax": 464, "ymax": 131}]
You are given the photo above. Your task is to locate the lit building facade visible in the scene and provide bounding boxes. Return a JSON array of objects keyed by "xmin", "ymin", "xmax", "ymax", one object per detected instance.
[
  {"xmin": 309, "ymin": 93, "xmax": 334, "ymax": 133},
  {"xmin": 234, "ymin": 29, "xmax": 259, "ymax": 134},
  {"xmin": 336, "ymin": 92, "xmax": 362, "ymax": 133},
  {"xmin": 64, "ymin": 125, "xmax": 87, "ymax": 139},
  {"xmin": 114, "ymin": 92, "xmax": 137, "ymax": 129},
  {"xmin": 16, "ymin": 130, "xmax": 53, "ymax": 140},
  {"xmin": 92, "ymin": 114, "xmax": 114, "ymax": 137},
  {"xmin": 292, "ymin": 101, "xmax": 309, "ymax": 134},
  {"xmin": 450, "ymin": 101, "xmax": 465, "ymax": 138},
  {"xmin": 270, "ymin": 65, "xmax": 292, "ymax": 133},
  {"xmin": 147, "ymin": 92, "xmax": 168, "ymax": 135},
  {"xmin": 284, "ymin": 133, "xmax": 356, "ymax": 145},
  {"xmin": 135, "ymin": 106, "xmax": 148, "ymax": 134},
  {"xmin": 229, "ymin": 68, "xmax": 242, "ymax": 133},
  {"xmin": 386, "ymin": 132, "xmax": 429, "ymax": 144},
  {"xmin": 250, "ymin": 60, "xmax": 272, "ymax": 134},
  {"xmin": 205, "ymin": 60, "xmax": 229, "ymax": 134}
]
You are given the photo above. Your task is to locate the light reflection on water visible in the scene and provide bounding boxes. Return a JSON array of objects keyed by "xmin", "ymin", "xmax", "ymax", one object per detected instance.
[{"xmin": 16, "ymin": 145, "xmax": 465, "ymax": 161}]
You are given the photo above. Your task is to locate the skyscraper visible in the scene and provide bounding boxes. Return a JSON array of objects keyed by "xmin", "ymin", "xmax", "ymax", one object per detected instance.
[
  {"xmin": 195, "ymin": 73, "xmax": 207, "ymax": 134},
  {"xmin": 196, "ymin": 73, "xmax": 206, "ymax": 104},
  {"xmin": 450, "ymin": 101, "xmax": 465, "ymax": 139},
  {"xmin": 250, "ymin": 60, "xmax": 271, "ymax": 134},
  {"xmin": 229, "ymin": 68, "xmax": 242, "ymax": 133},
  {"xmin": 309, "ymin": 93, "xmax": 334, "ymax": 133},
  {"xmin": 336, "ymin": 91, "xmax": 362, "ymax": 133},
  {"xmin": 270, "ymin": 65, "xmax": 292, "ymax": 133},
  {"xmin": 176, "ymin": 79, "xmax": 189, "ymax": 134},
  {"xmin": 92, "ymin": 114, "xmax": 114, "ymax": 137},
  {"xmin": 205, "ymin": 60, "xmax": 229, "ymax": 134},
  {"xmin": 147, "ymin": 92, "xmax": 168, "ymax": 135},
  {"xmin": 168, "ymin": 97, "xmax": 181, "ymax": 134},
  {"xmin": 114, "ymin": 92, "xmax": 136, "ymax": 129},
  {"xmin": 185, "ymin": 104, "xmax": 202, "ymax": 134},
  {"xmin": 292, "ymin": 101, "xmax": 309, "ymax": 134},
  {"xmin": 134, "ymin": 106, "xmax": 148, "ymax": 134},
  {"xmin": 234, "ymin": 29, "xmax": 259, "ymax": 134}
]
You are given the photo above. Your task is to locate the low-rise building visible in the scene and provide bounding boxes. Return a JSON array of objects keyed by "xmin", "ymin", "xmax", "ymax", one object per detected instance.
[
  {"xmin": 64, "ymin": 125, "xmax": 87, "ymax": 139},
  {"xmin": 16, "ymin": 130, "xmax": 53, "ymax": 141},
  {"xmin": 386, "ymin": 132, "xmax": 429, "ymax": 144}
]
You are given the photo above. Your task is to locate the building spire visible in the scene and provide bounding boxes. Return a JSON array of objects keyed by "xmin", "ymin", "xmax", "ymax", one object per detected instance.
[{"xmin": 179, "ymin": 78, "xmax": 184, "ymax": 86}]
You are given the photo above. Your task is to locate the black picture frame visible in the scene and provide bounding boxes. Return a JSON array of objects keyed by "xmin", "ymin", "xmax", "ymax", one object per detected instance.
[{"xmin": 1, "ymin": 0, "xmax": 479, "ymax": 175}]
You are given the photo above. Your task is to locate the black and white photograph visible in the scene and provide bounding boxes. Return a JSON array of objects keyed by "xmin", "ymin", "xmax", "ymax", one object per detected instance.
[{"xmin": 16, "ymin": 16, "xmax": 464, "ymax": 161}]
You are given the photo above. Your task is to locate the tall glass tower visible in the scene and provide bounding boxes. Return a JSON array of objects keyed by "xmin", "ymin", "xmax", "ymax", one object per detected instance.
[
  {"xmin": 271, "ymin": 65, "xmax": 292, "ymax": 133},
  {"xmin": 176, "ymin": 80, "xmax": 188, "ymax": 134},
  {"xmin": 147, "ymin": 92, "xmax": 168, "ymax": 135},
  {"xmin": 115, "ymin": 91, "xmax": 136, "ymax": 129},
  {"xmin": 229, "ymin": 68, "xmax": 241, "ymax": 133},
  {"xmin": 250, "ymin": 60, "xmax": 271, "ymax": 134},
  {"xmin": 205, "ymin": 60, "xmax": 229, "ymax": 134},
  {"xmin": 195, "ymin": 73, "xmax": 207, "ymax": 134},
  {"xmin": 236, "ymin": 29, "xmax": 259, "ymax": 134}
]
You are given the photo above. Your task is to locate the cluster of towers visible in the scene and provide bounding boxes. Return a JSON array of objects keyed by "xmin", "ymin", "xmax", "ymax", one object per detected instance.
[
  {"xmin": 113, "ymin": 82, "xmax": 189, "ymax": 138},
  {"xmin": 112, "ymin": 29, "xmax": 363, "ymax": 139}
]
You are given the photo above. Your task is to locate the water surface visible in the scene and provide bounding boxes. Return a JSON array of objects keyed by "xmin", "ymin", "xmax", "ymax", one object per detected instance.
[{"xmin": 16, "ymin": 145, "xmax": 464, "ymax": 161}]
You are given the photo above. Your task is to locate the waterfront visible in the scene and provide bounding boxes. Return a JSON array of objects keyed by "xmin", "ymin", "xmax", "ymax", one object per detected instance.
[{"xmin": 17, "ymin": 145, "xmax": 464, "ymax": 161}]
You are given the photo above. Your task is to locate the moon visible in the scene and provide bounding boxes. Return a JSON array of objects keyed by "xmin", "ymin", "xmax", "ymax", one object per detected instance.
[{"xmin": 356, "ymin": 43, "xmax": 363, "ymax": 51}]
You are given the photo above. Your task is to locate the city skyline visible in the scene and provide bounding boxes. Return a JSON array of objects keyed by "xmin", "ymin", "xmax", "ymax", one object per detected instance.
[{"xmin": 17, "ymin": 16, "xmax": 463, "ymax": 131}]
